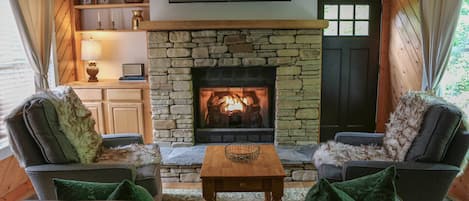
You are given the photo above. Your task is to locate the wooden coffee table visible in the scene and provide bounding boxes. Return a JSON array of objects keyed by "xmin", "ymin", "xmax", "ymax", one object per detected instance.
[{"xmin": 200, "ymin": 144, "xmax": 286, "ymax": 201}]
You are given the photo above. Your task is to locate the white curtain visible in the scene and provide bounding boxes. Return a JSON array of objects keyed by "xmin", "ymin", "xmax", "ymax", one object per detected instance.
[
  {"xmin": 9, "ymin": 0, "xmax": 54, "ymax": 90},
  {"xmin": 420, "ymin": 0, "xmax": 463, "ymax": 92}
]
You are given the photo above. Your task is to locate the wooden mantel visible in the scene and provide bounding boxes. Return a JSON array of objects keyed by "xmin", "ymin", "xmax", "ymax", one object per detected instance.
[{"xmin": 139, "ymin": 20, "xmax": 329, "ymax": 31}]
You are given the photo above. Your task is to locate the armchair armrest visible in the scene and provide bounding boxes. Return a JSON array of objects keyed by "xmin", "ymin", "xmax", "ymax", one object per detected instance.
[
  {"xmin": 25, "ymin": 163, "xmax": 137, "ymax": 200},
  {"xmin": 334, "ymin": 132, "xmax": 384, "ymax": 146},
  {"xmin": 102, "ymin": 133, "xmax": 143, "ymax": 148},
  {"xmin": 343, "ymin": 160, "xmax": 459, "ymax": 180},
  {"xmin": 344, "ymin": 160, "xmax": 459, "ymax": 201}
]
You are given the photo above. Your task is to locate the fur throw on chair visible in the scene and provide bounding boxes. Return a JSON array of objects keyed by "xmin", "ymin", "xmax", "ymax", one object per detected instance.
[
  {"xmin": 313, "ymin": 92, "xmax": 449, "ymax": 167},
  {"xmin": 96, "ymin": 144, "xmax": 162, "ymax": 166}
]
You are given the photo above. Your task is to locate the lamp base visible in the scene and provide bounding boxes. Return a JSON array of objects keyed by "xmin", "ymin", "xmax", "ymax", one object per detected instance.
[{"xmin": 86, "ymin": 65, "xmax": 99, "ymax": 82}]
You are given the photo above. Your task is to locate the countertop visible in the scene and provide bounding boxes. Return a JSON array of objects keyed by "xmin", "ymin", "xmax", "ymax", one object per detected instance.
[{"xmin": 66, "ymin": 79, "xmax": 149, "ymax": 89}]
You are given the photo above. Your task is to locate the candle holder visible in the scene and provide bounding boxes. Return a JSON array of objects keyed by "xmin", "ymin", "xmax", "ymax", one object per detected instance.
[{"xmin": 97, "ymin": 21, "xmax": 103, "ymax": 30}]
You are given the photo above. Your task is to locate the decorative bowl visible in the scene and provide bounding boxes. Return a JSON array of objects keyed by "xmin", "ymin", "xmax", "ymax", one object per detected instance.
[{"xmin": 224, "ymin": 143, "xmax": 260, "ymax": 163}]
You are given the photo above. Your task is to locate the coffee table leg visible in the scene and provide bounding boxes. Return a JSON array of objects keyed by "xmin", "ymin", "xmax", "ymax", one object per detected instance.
[
  {"xmin": 264, "ymin": 192, "xmax": 272, "ymax": 201},
  {"xmin": 202, "ymin": 180, "xmax": 216, "ymax": 201},
  {"xmin": 272, "ymin": 179, "xmax": 284, "ymax": 201}
]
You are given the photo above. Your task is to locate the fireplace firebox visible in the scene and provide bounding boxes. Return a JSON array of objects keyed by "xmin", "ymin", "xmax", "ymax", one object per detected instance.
[{"xmin": 193, "ymin": 67, "xmax": 276, "ymax": 143}]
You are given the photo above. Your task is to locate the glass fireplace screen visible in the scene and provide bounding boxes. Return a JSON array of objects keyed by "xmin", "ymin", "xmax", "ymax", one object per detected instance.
[{"xmin": 198, "ymin": 87, "xmax": 270, "ymax": 129}]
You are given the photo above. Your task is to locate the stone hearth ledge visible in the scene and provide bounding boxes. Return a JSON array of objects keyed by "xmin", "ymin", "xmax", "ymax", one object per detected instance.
[{"xmin": 139, "ymin": 20, "xmax": 329, "ymax": 31}]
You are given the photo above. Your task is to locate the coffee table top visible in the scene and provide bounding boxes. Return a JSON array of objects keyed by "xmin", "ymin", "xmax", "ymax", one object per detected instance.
[{"xmin": 200, "ymin": 144, "xmax": 286, "ymax": 178}]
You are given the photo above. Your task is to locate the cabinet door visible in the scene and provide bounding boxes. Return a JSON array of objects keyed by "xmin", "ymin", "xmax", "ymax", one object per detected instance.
[
  {"xmin": 107, "ymin": 102, "xmax": 144, "ymax": 135},
  {"xmin": 83, "ymin": 102, "xmax": 105, "ymax": 134}
]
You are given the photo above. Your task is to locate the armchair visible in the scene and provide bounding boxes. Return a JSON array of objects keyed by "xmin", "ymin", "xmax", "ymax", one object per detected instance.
[
  {"xmin": 315, "ymin": 103, "xmax": 469, "ymax": 201},
  {"xmin": 5, "ymin": 92, "xmax": 162, "ymax": 200}
]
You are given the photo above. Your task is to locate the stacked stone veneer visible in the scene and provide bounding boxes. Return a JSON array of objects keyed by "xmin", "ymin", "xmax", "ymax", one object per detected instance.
[
  {"xmin": 147, "ymin": 29, "xmax": 322, "ymax": 146},
  {"xmin": 161, "ymin": 163, "xmax": 317, "ymax": 183}
]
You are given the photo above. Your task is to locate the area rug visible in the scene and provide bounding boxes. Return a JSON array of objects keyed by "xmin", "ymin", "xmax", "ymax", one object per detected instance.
[{"xmin": 162, "ymin": 188, "xmax": 310, "ymax": 201}]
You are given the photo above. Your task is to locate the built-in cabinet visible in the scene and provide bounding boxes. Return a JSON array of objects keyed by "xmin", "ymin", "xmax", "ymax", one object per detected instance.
[
  {"xmin": 82, "ymin": 101, "xmax": 105, "ymax": 134},
  {"xmin": 68, "ymin": 80, "xmax": 152, "ymax": 143}
]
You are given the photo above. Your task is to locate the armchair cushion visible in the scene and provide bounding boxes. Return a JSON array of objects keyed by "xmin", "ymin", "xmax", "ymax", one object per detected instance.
[
  {"xmin": 334, "ymin": 132, "xmax": 384, "ymax": 146},
  {"xmin": 318, "ymin": 164, "xmax": 342, "ymax": 182},
  {"xmin": 383, "ymin": 92, "xmax": 445, "ymax": 161},
  {"xmin": 405, "ymin": 104, "xmax": 462, "ymax": 162},
  {"xmin": 5, "ymin": 107, "xmax": 45, "ymax": 167},
  {"xmin": 44, "ymin": 86, "xmax": 102, "ymax": 163},
  {"xmin": 102, "ymin": 134, "xmax": 144, "ymax": 148},
  {"xmin": 22, "ymin": 98, "xmax": 79, "ymax": 163}
]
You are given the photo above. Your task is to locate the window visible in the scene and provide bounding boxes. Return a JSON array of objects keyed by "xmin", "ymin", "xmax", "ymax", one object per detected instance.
[
  {"xmin": 0, "ymin": 1, "xmax": 35, "ymax": 144},
  {"xmin": 323, "ymin": 3, "xmax": 370, "ymax": 36},
  {"xmin": 440, "ymin": 1, "xmax": 469, "ymax": 117}
]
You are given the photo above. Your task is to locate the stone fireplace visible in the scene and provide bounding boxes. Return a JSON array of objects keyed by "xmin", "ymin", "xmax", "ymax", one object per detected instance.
[{"xmin": 147, "ymin": 24, "xmax": 323, "ymax": 147}]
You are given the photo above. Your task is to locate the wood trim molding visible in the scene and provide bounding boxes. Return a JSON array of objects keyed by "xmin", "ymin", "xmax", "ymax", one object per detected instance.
[
  {"xmin": 376, "ymin": 0, "xmax": 392, "ymax": 132},
  {"xmin": 139, "ymin": 20, "xmax": 329, "ymax": 31}
]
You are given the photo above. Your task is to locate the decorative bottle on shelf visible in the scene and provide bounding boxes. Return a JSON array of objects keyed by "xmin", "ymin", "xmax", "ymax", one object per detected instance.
[{"xmin": 131, "ymin": 10, "xmax": 144, "ymax": 30}]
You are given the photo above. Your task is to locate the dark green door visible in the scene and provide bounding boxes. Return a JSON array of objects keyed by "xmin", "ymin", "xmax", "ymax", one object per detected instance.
[{"xmin": 319, "ymin": 0, "xmax": 381, "ymax": 141}]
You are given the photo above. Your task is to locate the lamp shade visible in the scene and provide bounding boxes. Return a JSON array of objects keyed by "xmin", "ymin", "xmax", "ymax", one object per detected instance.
[{"xmin": 81, "ymin": 39, "xmax": 102, "ymax": 61}]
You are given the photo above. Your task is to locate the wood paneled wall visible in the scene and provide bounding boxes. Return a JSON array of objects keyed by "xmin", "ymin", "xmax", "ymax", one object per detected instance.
[
  {"xmin": 376, "ymin": 0, "xmax": 422, "ymax": 131},
  {"xmin": 55, "ymin": 0, "xmax": 79, "ymax": 84},
  {"xmin": 388, "ymin": 0, "xmax": 422, "ymax": 106},
  {"xmin": 0, "ymin": 156, "xmax": 31, "ymax": 201}
]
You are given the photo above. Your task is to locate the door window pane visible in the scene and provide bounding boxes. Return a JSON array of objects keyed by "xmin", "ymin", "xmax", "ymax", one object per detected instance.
[
  {"xmin": 339, "ymin": 21, "xmax": 354, "ymax": 36},
  {"xmin": 324, "ymin": 5, "xmax": 338, "ymax": 20},
  {"xmin": 324, "ymin": 21, "xmax": 338, "ymax": 36},
  {"xmin": 355, "ymin": 21, "xmax": 369, "ymax": 36},
  {"xmin": 340, "ymin": 5, "xmax": 354, "ymax": 20},
  {"xmin": 355, "ymin": 5, "xmax": 369, "ymax": 20}
]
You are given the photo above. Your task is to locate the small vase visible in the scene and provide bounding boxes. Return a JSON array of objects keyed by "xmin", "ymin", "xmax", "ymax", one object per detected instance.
[{"xmin": 131, "ymin": 10, "xmax": 144, "ymax": 30}]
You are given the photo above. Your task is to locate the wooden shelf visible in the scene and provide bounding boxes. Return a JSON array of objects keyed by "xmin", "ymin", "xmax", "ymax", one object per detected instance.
[
  {"xmin": 140, "ymin": 20, "xmax": 329, "ymax": 31},
  {"xmin": 74, "ymin": 3, "xmax": 149, "ymax": 9},
  {"xmin": 67, "ymin": 79, "xmax": 149, "ymax": 89},
  {"xmin": 77, "ymin": 29, "xmax": 146, "ymax": 33}
]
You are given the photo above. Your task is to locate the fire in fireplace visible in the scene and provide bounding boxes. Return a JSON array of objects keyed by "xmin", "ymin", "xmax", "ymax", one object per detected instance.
[
  {"xmin": 192, "ymin": 67, "xmax": 276, "ymax": 143},
  {"xmin": 199, "ymin": 87, "xmax": 269, "ymax": 129}
]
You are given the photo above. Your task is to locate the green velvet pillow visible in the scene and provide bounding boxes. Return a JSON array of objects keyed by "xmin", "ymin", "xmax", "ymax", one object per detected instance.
[
  {"xmin": 305, "ymin": 166, "xmax": 398, "ymax": 201},
  {"xmin": 53, "ymin": 179, "xmax": 119, "ymax": 200},
  {"xmin": 107, "ymin": 180, "xmax": 154, "ymax": 201},
  {"xmin": 334, "ymin": 166, "xmax": 397, "ymax": 201},
  {"xmin": 306, "ymin": 179, "xmax": 355, "ymax": 201}
]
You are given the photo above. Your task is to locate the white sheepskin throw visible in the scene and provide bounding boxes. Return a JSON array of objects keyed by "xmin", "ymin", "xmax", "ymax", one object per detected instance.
[
  {"xmin": 313, "ymin": 91, "xmax": 448, "ymax": 167},
  {"xmin": 38, "ymin": 86, "xmax": 102, "ymax": 163},
  {"xmin": 383, "ymin": 92, "xmax": 442, "ymax": 161},
  {"xmin": 96, "ymin": 144, "xmax": 161, "ymax": 167},
  {"xmin": 313, "ymin": 141, "xmax": 390, "ymax": 167}
]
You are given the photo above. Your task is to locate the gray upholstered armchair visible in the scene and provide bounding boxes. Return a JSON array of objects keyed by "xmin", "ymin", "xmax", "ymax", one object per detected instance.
[
  {"xmin": 5, "ymin": 96, "xmax": 162, "ymax": 200},
  {"xmin": 316, "ymin": 104, "xmax": 469, "ymax": 201}
]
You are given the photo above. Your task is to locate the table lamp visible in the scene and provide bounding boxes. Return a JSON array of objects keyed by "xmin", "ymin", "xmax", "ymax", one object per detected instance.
[{"xmin": 81, "ymin": 38, "xmax": 102, "ymax": 82}]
